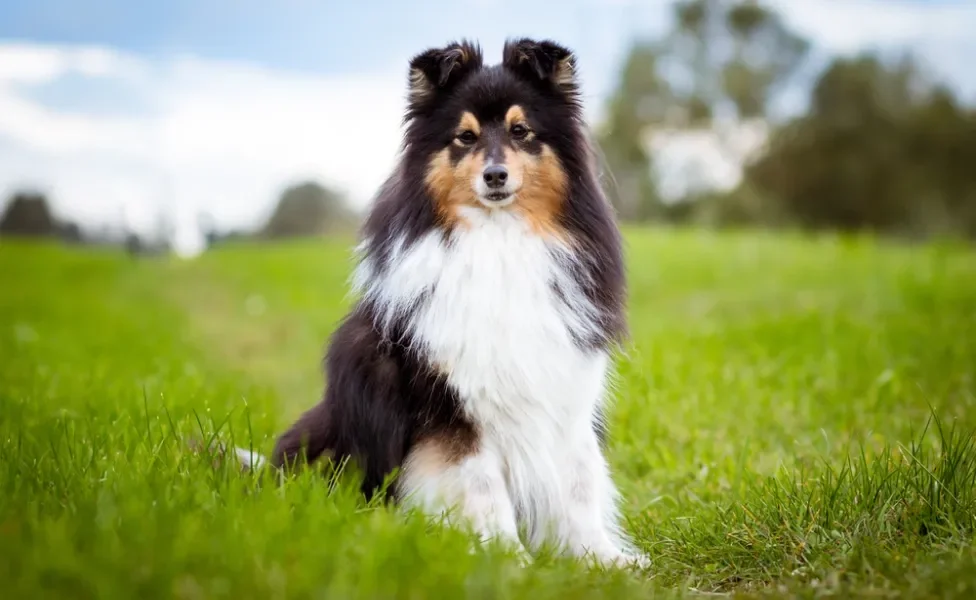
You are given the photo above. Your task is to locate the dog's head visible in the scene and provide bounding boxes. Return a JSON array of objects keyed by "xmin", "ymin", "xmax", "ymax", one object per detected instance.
[{"xmin": 403, "ymin": 38, "xmax": 584, "ymax": 230}]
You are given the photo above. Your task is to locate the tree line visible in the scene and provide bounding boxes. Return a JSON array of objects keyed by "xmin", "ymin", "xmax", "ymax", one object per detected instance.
[
  {"xmin": 597, "ymin": 0, "xmax": 976, "ymax": 240},
  {"xmin": 0, "ymin": 180, "xmax": 356, "ymax": 251}
]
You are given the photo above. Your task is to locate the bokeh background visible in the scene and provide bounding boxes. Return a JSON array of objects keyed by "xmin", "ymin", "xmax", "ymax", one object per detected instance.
[
  {"xmin": 3, "ymin": 0, "xmax": 975, "ymax": 250},
  {"xmin": 4, "ymin": 3, "xmax": 976, "ymax": 597}
]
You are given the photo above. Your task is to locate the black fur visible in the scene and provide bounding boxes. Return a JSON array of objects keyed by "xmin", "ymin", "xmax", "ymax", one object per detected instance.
[
  {"xmin": 271, "ymin": 302, "xmax": 474, "ymax": 500},
  {"xmin": 271, "ymin": 38, "xmax": 626, "ymax": 499}
]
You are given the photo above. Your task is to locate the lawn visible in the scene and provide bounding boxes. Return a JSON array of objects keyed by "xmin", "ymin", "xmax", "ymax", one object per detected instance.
[{"xmin": 1, "ymin": 226, "xmax": 975, "ymax": 599}]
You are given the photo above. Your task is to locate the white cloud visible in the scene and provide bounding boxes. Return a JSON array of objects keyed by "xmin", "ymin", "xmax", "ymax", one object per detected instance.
[
  {"xmin": 0, "ymin": 44, "xmax": 146, "ymax": 84},
  {"xmin": 767, "ymin": 0, "xmax": 976, "ymax": 103},
  {"xmin": 767, "ymin": 0, "xmax": 974, "ymax": 53},
  {"xmin": 0, "ymin": 90, "xmax": 150, "ymax": 154},
  {"xmin": 0, "ymin": 42, "xmax": 409, "ymax": 236}
]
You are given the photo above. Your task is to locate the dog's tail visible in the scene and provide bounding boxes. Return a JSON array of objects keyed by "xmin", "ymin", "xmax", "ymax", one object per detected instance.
[
  {"xmin": 186, "ymin": 437, "xmax": 269, "ymax": 473},
  {"xmin": 232, "ymin": 446, "xmax": 268, "ymax": 471},
  {"xmin": 265, "ymin": 399, "xmax": 334, "ymax": 469},
  {"xmin": 195, "ymin": 401, "xmax": 332, "ymax": 475}
]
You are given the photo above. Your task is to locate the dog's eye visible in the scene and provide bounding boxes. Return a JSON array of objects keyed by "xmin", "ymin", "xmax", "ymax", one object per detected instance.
[
  {"xmin": 456, "ymin": 130, "xmax": 478, "ymax": 145},
  {"xmin": 510, "ymin": 124, "xmax": 529, "ymax": 140}
]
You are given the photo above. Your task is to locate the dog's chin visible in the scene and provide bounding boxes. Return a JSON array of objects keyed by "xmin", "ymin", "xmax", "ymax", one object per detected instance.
[{"xmin": 476, "ymin": 191, "xmax": 517, "ymax": 209}]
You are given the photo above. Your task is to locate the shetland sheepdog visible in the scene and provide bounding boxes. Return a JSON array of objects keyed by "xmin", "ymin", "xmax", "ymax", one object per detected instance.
[{"xmin": 239, "ymin": 38, "xmax": 647, "ymax": 569}]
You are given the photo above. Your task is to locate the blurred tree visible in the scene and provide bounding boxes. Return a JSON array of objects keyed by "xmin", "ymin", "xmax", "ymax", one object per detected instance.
[
  {"xmin": 261, "ymin": 180, "xmax": 355, "ymax": 239},
  {"xmin": 125, "ymin": 233, "xmax": 145, "ymax": 257},
  {"xmin": 901, "ymin": 86, "xmax": 976, "ymax": 238},
  {"xmin": 56, "ymin": 221, "xmax": 83, "ymax": 244},
  {"xmin": 598, "ymin": 0, "xmax": 809, "ymax": 221},
  {"xmin": 666, "ymin": 0, "xmax": 809, "ymax": 125},
  {"xmin": 745, "ymin": 52, "xmax": 976, "ymax": 238},
  {"xmin": 0, "ymin": 190, "xmax": 57, "ymax": 237},
  {"xmin": 597, "ymin": 41, "xmax": 670, "ymax": 221},
  {"xmin": 153, "ymin": 209, "xmax": 174, "ymax": 252}
]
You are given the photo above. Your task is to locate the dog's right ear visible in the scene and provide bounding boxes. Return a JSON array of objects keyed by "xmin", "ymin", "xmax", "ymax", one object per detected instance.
[
  {"xmin": 502, "ymin": 38, "xmax": 579, "ymax": 102},
  {"xmin": 407, "ymin": 40, "xmax": 483, "ymax": 111}
]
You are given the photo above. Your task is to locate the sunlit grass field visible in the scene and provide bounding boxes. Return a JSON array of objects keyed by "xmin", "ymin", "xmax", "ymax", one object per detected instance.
[{"xmin": 2, "ymin": 226, "xmax": 975, "ymax": 598}]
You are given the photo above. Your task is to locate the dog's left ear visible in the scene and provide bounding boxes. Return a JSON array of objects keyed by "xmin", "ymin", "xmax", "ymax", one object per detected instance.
[
  {"xmin": 407, "ymin": 40, "xmax": 483, "ymax": 111},
  {"xmin": 502, "ymin": 38, "xmax": 579, "ymax": 99}
]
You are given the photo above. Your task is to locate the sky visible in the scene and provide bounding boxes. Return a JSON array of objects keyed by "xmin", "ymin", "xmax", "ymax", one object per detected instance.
[{"xmin": 1, "ymin": 0, "xmax": 975, "ymax": 238}]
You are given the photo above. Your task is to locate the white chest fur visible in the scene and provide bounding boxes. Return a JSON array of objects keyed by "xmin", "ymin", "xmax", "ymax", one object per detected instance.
[{"xmin": 356, "ymin": 209, "xmax": 611, "ymax": 438}]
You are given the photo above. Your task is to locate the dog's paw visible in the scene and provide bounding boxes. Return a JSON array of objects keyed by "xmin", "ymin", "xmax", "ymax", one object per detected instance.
[
  {"xmin": 595, "ymin": 549, "xmax": 651, "ymax": 571},
  {"xmin": 513, "ymin": 544, "xmax": 534, "ymax": 567},
  {"xmin": 467, "ymin": 533, "xmax": 533, "ymax": 567},
  {"xmin": 623, "ymin": 552, "xmax": 652, "ymax": 570}
]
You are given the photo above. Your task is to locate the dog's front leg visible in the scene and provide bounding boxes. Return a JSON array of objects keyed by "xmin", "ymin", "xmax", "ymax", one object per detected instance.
[
  {"xmin": 544, "ymin": 426, "xmax": 650, "ymax": 569},
  {"xmin": 397, "ymin": 438, "xmax": 528, "ymax": 558}
]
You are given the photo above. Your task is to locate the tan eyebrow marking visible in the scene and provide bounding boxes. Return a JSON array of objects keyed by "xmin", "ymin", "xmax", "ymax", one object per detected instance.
[
  {"xmin": 505, "ymin": 105, "xmax": 527, "ymax": 128},
  {"xmin": 457, "ymin": 111, "xmax": 481, "ymax": 135},
  {"xmin": 505, "ymin": 104, "xmax": 534, "ymax": 141}
]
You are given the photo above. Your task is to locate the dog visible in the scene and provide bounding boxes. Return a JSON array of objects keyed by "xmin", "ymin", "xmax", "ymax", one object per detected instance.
[{"xmin": 239, "ymin": 38, "xmax": 648, "ymax": 569}]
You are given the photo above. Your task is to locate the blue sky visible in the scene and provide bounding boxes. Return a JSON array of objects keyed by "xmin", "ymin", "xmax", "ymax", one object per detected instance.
[
  {"xmin": 0, "ymin": 1, "xmax": 659, "ymax": 74},
  {"xmin": 1, "ymin": 0, "xmax": 975, "ymax": 247},
  {"xmin": 0, "ymin": 1, "xmax": 671, "ymax": 121}
]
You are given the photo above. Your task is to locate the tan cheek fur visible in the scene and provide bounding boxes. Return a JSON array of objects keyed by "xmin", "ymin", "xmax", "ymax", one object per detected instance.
[
  {"xmin": 508, "ymin": 145, "xmax": 568, "ymax": 239},
  {"xmin": 424, "ymin": 149, "xmax": 485, "ymax": 227}
]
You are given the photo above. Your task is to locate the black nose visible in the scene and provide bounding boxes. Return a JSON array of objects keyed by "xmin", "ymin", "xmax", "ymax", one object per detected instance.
[{"xmin": 482, "ymin": 165, "xmax": 508, "ymax": 189}]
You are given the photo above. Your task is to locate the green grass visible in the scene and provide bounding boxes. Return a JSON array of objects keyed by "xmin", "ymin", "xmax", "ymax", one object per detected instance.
[{"xmin": 1, "ymin": 226, "xmax": 975, "ymax": 599}]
